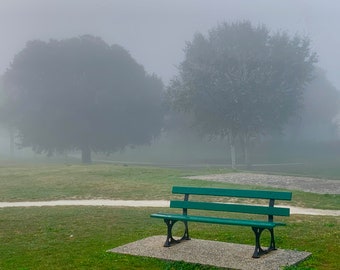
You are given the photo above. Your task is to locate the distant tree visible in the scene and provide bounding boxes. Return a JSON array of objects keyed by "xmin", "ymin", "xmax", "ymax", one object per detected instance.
[
  {"xmin": 0, "ymin": 76, "xmax": 15, "ymax": 156},
  {"xmin": 285, "ymin": 67, "xmax": 339, "ymax": 141},
  {"xmin": 167, "ymin": 21, "xmax": 317, "ymax": 168},
  {"xmin": 2, "ymin": 35, "xmax": 163, "ymax": 163}
]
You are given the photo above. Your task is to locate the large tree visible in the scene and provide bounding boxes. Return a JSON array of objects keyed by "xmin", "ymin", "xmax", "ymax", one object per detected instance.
[
  {"xmin": 167, "ymin": 21, "xmax": 317, "ymax": 168},
  {"xmin": 2, "ymin": 35, "xmax": 163, "ymax": 163},
  {"xmin": 284, "ymin": 67, "xmax": 339, "ymax": 141}
]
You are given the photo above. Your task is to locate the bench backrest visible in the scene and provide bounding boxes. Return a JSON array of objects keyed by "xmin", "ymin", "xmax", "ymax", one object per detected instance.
[{"xmin": 170, "ymin": 186, "xmax": 292, "ymax": 219}]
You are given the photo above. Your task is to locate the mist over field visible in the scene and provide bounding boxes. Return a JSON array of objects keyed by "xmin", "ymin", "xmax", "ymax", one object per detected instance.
[{"xmin": 0, "ymin": 0, "xmax": 340, "ymax": 169}]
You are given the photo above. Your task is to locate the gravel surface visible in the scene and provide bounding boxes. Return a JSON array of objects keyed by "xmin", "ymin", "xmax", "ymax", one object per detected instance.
[
  {"xmin": 186, "ymin": 172, "xmax": 340, "ymax": 194},
  {"xmin": 109, "ymin": 235, "xmax": 311, "ymax": 270}
]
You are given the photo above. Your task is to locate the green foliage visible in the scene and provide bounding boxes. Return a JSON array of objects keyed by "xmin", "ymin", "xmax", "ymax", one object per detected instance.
[
  {"xmin": 167, "ymin": 21, "xmax": 317, "ymax": 167},
  {"xmin": 283, "ymin": 67, "xmax": 340, "ymax": 141},
  {"xmin": 2, "ymin": 35, "xmax": 164, "ymax": 163}
]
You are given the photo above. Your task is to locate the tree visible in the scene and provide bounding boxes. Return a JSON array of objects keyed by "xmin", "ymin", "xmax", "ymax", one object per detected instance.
[
  {"xmin": 2, "ymin": 35, "xmax": 163, "ymax": 163},
  {"xmin": 167, "ymin": 21, "xmax": 317, "ymax": 168},
  {"xmin": 0, "ymin": 76, "xmax": 15, "ymax": 156},
  {"xmin": 284, "ymin": 67, "xmax": 339, "ymax": 141}
]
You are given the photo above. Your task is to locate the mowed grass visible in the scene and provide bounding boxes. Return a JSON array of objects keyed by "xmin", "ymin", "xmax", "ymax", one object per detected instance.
[
  {"xmin": 0, "ymin": 163, "xmax": 227, "ymax": 201},
  {"xmin": 0, "ymin": 163, "xmax": 338, "ymax": 210},
  {"xmin": 0, "ymin": 163, "xmax": 339, "ymax": 269},
  {"xmin": 0, "ymin": 207, "xmax": 339, "ymax": 270}
]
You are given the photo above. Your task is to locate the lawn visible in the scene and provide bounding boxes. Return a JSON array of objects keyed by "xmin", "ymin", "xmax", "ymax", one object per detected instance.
[{"xmin": 0, "ymin": 163, "xmax": 339, "ymax": 269}]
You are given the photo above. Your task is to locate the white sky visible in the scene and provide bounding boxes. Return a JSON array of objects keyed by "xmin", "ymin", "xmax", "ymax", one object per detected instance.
[{"xmin": 1, "ymin": 0, "xmax": 339, "ymax": 88}]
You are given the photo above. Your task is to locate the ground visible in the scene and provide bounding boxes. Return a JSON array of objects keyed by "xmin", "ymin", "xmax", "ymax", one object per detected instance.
[{"xmin": 186, "ymin": 172, "xmax": 340, "ymax": 194}]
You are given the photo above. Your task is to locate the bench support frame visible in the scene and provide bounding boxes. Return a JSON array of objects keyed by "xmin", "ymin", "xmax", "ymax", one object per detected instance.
[
  {"xmin": 163, "ymin": 219, "xmax": 190, "ymax": 247},
  {"xmin": 252, "ymin": 227, "xmax": 276, "ymax": 258},
  {"xmin": 163, "ymin": 219, "xmax": 277, "ymax": 258}
]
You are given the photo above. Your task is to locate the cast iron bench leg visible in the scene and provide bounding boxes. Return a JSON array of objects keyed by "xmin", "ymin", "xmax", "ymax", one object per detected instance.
[
  {"xmin": 268, "ymin": 228, "xmax": 276, "ymax": 251},
  {"xmin": 252, "ymin": 227, "xmax": 277, "ymax": 258},
  {"xmin": 164, "ymin": 219, "xmax": 179, "ymax": 247},
  {"xmin": 182, "ymin": 221, "xmax": 190, "ymax": 241},
  {"xmin": 252, "ymin": 227, "xmax": 265, "ymax": 258},
  {"xmin": 163, "ymin": 219, "xmax": 190, "ymax": 247}
]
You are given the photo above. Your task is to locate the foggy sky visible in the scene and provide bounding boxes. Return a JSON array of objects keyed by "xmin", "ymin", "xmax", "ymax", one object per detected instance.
[{"xmin": 1, "ymin": 0, "xmax": 340, "ymax": 89}]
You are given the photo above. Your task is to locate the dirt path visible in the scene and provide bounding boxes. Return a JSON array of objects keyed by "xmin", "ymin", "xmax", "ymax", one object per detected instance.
[
  {"xmin": 0, "ymin": 200, "xmax": 169, "ymax": 208},
  {"xmin": 0, "ymin": 199, "xmax": 339, "ymax": 216}
]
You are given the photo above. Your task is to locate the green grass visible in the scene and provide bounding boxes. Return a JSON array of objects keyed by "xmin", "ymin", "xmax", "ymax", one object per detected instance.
[
  {"xmin": 0, "ymin": 207, "xmax": 224, "ymax": 270},
  {"xmin": 0, "ymin": 163, "xmax": 338, "ymax": 210},
  {"xmin": 0, "ymin": 207, "xmax": 339, "ymax": 270},
  {"xmin": 0, "ymin": 163, "xmax": 228, "ymax": 201},
  {"xmin": 0, "ymin": 162, "xmax": 339, "ymax": 269}
]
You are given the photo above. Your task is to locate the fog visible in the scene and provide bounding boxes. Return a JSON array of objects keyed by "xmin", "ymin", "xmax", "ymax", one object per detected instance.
[
  {"xmin": 1, "ymin": 0, "xmax": 340, "ymax": 166},
  {"xmin": 1, "ymin": 0, "xmax": 340, "ymax": 88}
]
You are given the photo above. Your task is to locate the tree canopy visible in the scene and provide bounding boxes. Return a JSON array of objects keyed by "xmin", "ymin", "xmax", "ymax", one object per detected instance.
[
  {"xmin": 284, "ymin": 67, "xmax": 339, "ymax": 141},
  {"xmin": 2, "ymin": 35, "xmax": 164, "ymax": 163},
  {"xmin": 167, "ymin": 21, "xmax": 317, "ymax": 167}
]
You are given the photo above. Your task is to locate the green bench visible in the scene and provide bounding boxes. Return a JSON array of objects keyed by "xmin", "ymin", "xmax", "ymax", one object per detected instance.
[{"xmin": 151, "ymin": 186, "xmax": 292, "ymax": 258}]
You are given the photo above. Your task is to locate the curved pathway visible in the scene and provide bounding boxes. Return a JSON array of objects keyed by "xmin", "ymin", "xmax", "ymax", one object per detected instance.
[{"xmin": 0, "ymin": 199, "xmax": 339, "ymax": 216}]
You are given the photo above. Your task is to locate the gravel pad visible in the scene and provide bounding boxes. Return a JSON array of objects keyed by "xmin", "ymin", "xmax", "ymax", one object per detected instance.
[{"xmin": 109, "ymin": 235, "xmax": 311, "ymax": 270}]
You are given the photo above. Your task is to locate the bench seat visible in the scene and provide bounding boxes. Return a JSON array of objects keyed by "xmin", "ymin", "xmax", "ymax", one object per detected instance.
[{"xmin": 151, "ymin": 212, "xmax": 285, "ymax": 228}]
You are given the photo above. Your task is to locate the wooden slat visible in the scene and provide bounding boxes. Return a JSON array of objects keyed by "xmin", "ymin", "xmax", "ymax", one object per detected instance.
[
  {"xmin": 150, "ymin": 213, "xmax": 286, "ymax": 228},
  {"xmin": 172, "ymin": 186, "xmax": 292, "ymax": 200},
  {"xmin": 170, "ymin": 200, "xmax": 290, "ymax": 216}
]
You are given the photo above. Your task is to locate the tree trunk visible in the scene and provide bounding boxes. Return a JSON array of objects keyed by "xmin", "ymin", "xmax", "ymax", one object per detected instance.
[
  {"xmin": 242, "ymin": 134, "xmax": 251, "ymax": 169},
  {"xmin": 244, "ymin": 142, "xmax": 253, "ymax": 170},
  {"xmin": 228, "ymin": 132, "xmax": 236, "ymax": 170},
  {"xmin": 230, "ymin": 143, "xmax": 236, "ymax": 170},
  {"xmin": 9, "ymin": 126, "xmax": 14, "ymax": 157},
  {"xmin": 81, "ymin": 145, "xmax": 92, "ymax": 164}
]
